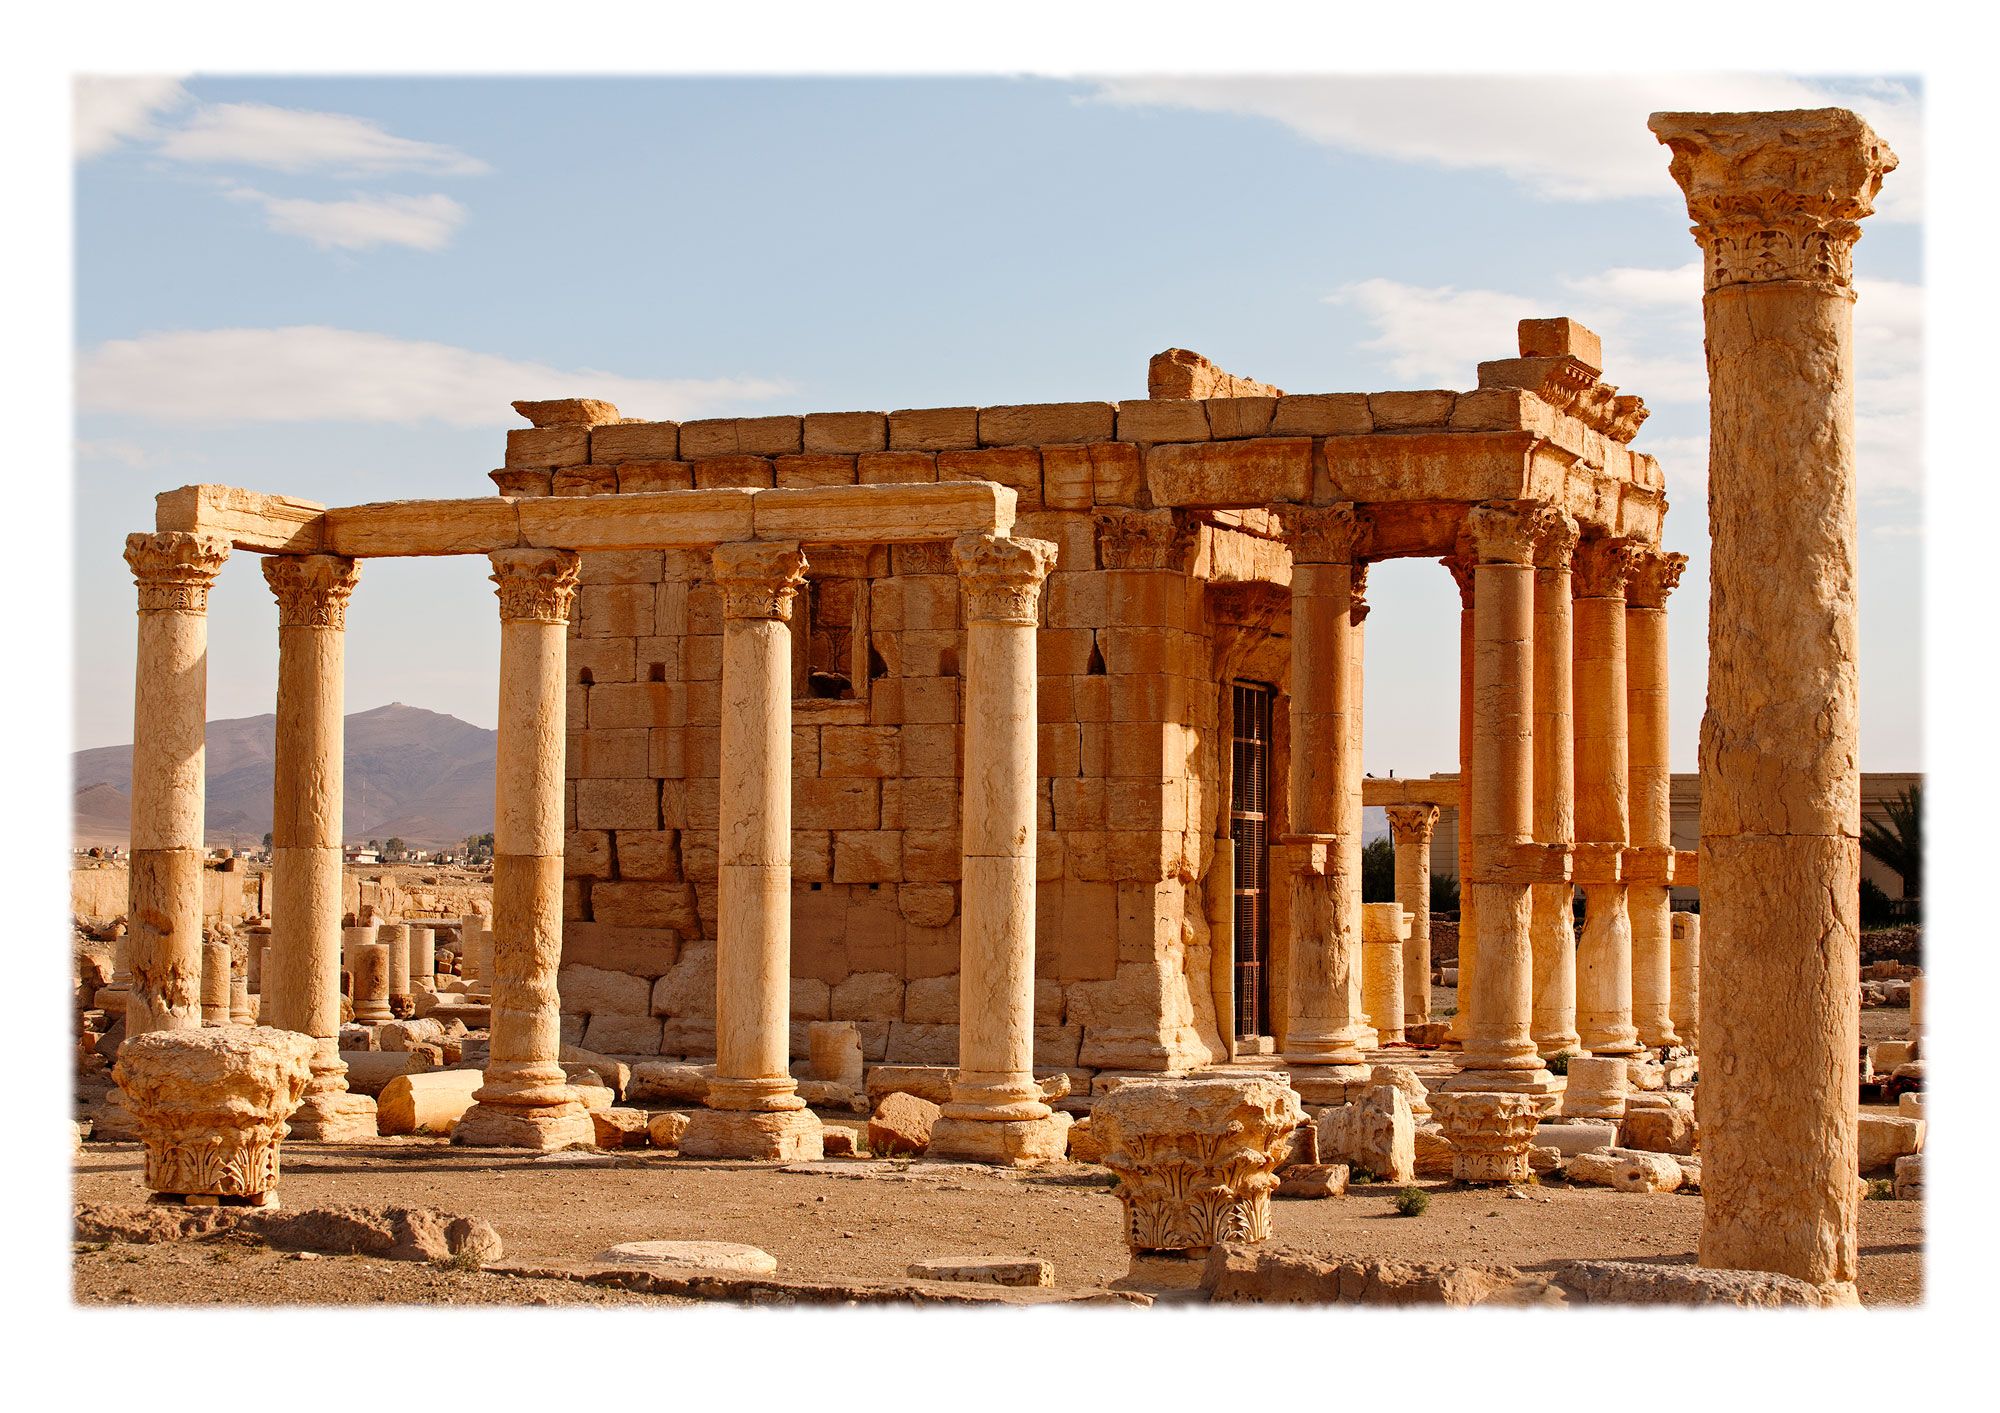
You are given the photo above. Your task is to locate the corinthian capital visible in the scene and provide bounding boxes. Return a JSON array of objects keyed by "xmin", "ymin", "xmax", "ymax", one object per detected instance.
[
  {"xmin": 1627, "ymin": 548, "xmax": 1689, "ymax": 609},
  {"xmin": 489, "ymin": 548, "xmax": 581, "ymax": 624},
  {"xmin": 1531, "ymin": 508, "xmax": 1581, "ymax": 572},
  {"xmin": 1350, "ymin": 561, "xmax": 1371, "ymax": 625},
  {"xmin": 1095, "ymin": 509, "xmax": 1196, "ymax": 571},
  {"xmin": 262, "ymin": 554, "xmax": 362, "ymax": 630},
  {"xmin": 712, "ymin": 541, "xmax": 807, "ymax": 622},
  {"xmin": 953, "ymin": 533, "xmax": 1057, "ymax": 625},
  {"xmin": 1384, "ymin": 802, "xmax": 1440, "ymax": 845},
  {"xmin": 1464, "ymin": 502, "xmax": 1538, "ymax": 566},
  {"xmin": 1648, "ymin": 108, "xmax": 1898, "ymax": 293},
  {"xmin": 1276, "ymin": 503, "xmax": 1372, "ymax": 565},
  {"xmin": 125, "ymin": 532, "xmax": 230, "ymax": 614},
  {"xmin": 1572, "ymin": 538, "xmax": 1645, "ymax": 600}
]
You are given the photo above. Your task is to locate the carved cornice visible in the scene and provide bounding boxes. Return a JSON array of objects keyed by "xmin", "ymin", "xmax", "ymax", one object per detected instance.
[
  {"xmin": 1573, "ymin": 538, "xmax": 1645, "ymax": 600},
  {"xmin": 1531, "ymin": 508, "xmax": 1582, "ymax": 572},
  {"xmin": 1095, "ymin": 509, "xmax": 1196, "ymax": 571},
  {"xmin": 1627, "ymin": 549, "xmax": 1689, "ymax": 609},
  {"xmin": 1648, "ymin": 108, "xmax": 1898, "ymax": 293},
  {"xmin": 262, "ymin": 554, "xmax": 361, "ymax": 630},
  {"xmin": 1464, "ymin": 503, "xmax": 1537, "ymax": 566},
  {"xmin": 953, "ymin": 533, "xmax": 1057, "ymax": 625},
  {"xmin": 1476, "ymin": 357, "xmax": 1650, "ymax": 444},
  {"xmin": 712, "ymin": 541, "xmax": 807, "ymax": 622},
  {"xmin": 1276, "ymin": 503, "xmax": 1372, "ymax": 565},
  {"xmin": 125, "ymin": 532, "xmax": 230, "ymax": 615},
  {"xmin": 1383, "ymin": 802, "xmax": 1440, "ymax": 844},
  {"xmin": 489, "ymin": 548, "xmax": 582, "ymax": 624}
]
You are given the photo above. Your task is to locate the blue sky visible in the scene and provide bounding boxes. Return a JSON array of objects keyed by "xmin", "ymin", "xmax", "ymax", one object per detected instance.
[{"xmin": 72, "ymin": 74, "xmax": 1924, "ymax": 772}]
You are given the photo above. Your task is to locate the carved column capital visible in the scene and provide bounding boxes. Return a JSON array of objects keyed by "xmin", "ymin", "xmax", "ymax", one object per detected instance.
[
  {"xmin": 1464, "ymin": 502, "xmax": 1538, "ymax": 566},
  {"xmin": 125, "ymin": 532, "xmax": 230, "ymax": 614},
  {"xmin": 1531, "ymin": 508, "xmax": 1582, "ymax": 572},
  {"xmin": 1095, "ymin": 509, "xmax": 1196, "ymax": 571},
  {"xmin": 1627, "ymin": 548, "xmax": 1689, "ymax": 609},
  {"xmin": 954, "ymin": 533, "xmax": 1057, "ymax": 625},
  {"xmin": 489, "ymin": 548, "xmax": 581, "ymax": 625},
  {"xmin": 1648, "ymin": 108, "xmax": 1898, "ymax": 294},
  {"xmin": 1384, "ymin": 802, "xmax": 1440, "ymax": 844},
  {"xmin": 262, "ymin": 554, "xmax": 362, "ymax": 630},
  {"xmin": 1441, "ymin": 551, "xmax": 1476, "ymax": 604},
  {"xmin": 1276, "ymin": 503, "xmax": 1372, "ymax": 565},
  {"xmin": 1573, "ymin": 538, "xmax": 1645, "ymax": 600},
  {"xmin": 712, "ymin": 541, "xmax": 808, "ymax": 622},
  {"xmin": 1349, "ymin": 562, "xmax": 1371, "ymax": 625}
]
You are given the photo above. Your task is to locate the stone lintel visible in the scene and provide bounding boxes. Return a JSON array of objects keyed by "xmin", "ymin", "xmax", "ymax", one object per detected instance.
[{"xmin": 155, "ymin": 484, "xmax": 327, "ymax": 553}]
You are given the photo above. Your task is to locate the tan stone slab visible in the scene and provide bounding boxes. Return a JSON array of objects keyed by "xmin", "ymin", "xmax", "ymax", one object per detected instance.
[
  {"xmin": 1146, "ymin": 438, "xmax": 1312, "ymax": 508},
  {"xmin": 977, "ymin": 402, "xmax": 1114, "ymax": 447},
  {"xmin": 513, "ymin": 398, "xmax": 621, "ymax": 427},
  {"xmin": 1317, "ymin": 431, "xmax": 1542, "ymax": 506},
  {"xmin": 888, "ymin": 406, "xmax": 980, "ymax": 452},
  {"xmin": 323, "ymin": 499, "xmax": 523, "ymax": 557},
  {"xmin": 590, "ymin": 422, "xmax": 681, "ymax": 463},
  {"xmin": 1115, "ymin": 399, "xmax": 1210, "ymax": 444},
  {"xmin": 751, "ymin": 483, "xmax": 1015, "ymax": 543},
  {"xmin": 518, "ymin": 489, "xmax": 757, "ymax": 549},
  {"xmin": 507, "ymin": 426, "xmax": 590, "ymax": 468},
  {"xmin": 154, "ymin": 484, "xmax": 327, "ymax": 552},
  {"xmin": 1361, "ymin": 779, "xmax": 1459, "ymax": 808}
]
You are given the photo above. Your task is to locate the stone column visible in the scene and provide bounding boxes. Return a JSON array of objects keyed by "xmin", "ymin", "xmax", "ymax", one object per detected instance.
[
  {"xmin": 1530, "ymin": 511, "xmax": 1584, "ymax": 1057},
  {"xmin": 1384, "ymin": 804, "xmax": 1439, "ymax": 1028},
  {"xmin": 1349, "ymin": 565, "xmax": 1374, "ymax": 1048},
  {"xmin": 1442, "ymin": 504, "xmax": 1559, "ymax": 1109},
  {"xmin": 1275, "ymin": 505, "xmax": 1373, "ymax": 1095},
  {"xmin": 1670, "ymin": 912, "xmax": 1701, "ymax": 1051},
  {"xmin": 1359, "ymin": 902, "xmax": 1405, "ymax": 1045},
  {"xmin": 1627, "ymin": 548, "xmax": 1688, "ymax": 1050},
  {"xmin": 1650, "ymin": 106, "xmax": 1896, "ymax": 1289},
  {"xmin": 1571, "ymin": 537, "xmax": 1644, "ymax": 1059},
  {"xmin": 122, "ymin": 532, "xmax": 230, "ymax": 1037},
  {"xmin": 409, "ymin": 924, "xmax": 436, "ymax": 990},
  {"xmin": 352, "ymin": 943, "xmax": 393, "ymax": 1023},
  {"xmin": 262, "ymin": 554, "xmax": 375, "ymax": 1140},
  {"xmin": 682, "ymin": 542, "xmax": 824, "ymax": 1162},
  {"xmin": 932, "ymin": 533, "xmax": 1068, "ymax": 1165},
  {"xmin": 1444, "ymin": 553, "xmax": 1478, "ymax": 1043},
  {"xmin": 453, "ymin": 549, "xmax": 594, "ymax": 1151},
  {"xmin": 378, "ymin": 922, "xmax": 411, "ymax": 1011},
  {"xmin": 201, "ymin": 940, "xmax": 231, "ymax": 1025}
]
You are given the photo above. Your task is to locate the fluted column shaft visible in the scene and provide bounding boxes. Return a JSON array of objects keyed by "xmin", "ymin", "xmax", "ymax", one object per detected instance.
[
  {"xmin": 123, "ymin": 531, "xmax": 229, "ymax": 1037},
  {"xmin": 1277, "ymin": 506, "xmax": 1371, "ymax": 1075},
  {"xmin": 1652, "ymin": 106, "xmax": 1896, "ymax": 1288},
  {"xmin": 1530, "ymin": 513, "xmax": 1583, "ymax": 1056},
  {"xmin": 455, "ymin": 549, "xmax": 592, "ymax": 1151},
  {"xmin": 1385, "ymin": 804, "xmax": 1438, "ymax": 1027},
  {"xmin": 1572, "ymin": 538, "xmax": 1643, "ymax": 1058},
  {"xmin": 1627, "ymin": 549, "xmax": 1687, "ymax": 1049}
]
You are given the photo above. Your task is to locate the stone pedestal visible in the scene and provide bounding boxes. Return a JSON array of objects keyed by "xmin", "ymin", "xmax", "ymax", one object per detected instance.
[
  {"xmin": 352, "ymin": 943, "xmax": 393, "ymax": 1023},
  {"xmin": 1651, "ymin": 106, "xmax": 1895, "ymax": 1290},
  {"xmin": 1530, "ymin": 511, "xmax": 1584, "ymax": 1056},
  {"xmin": 931, "ymin": 534, "xmax": 1068, "ymax": 1165},
  {"xmin": 229, "ymin": 977, "xmax": 253, "ymax": 1025},
  {"xmin": 1431, "ymin": 1091, "xmax": 1540, "ymax": 1184},
  {"xmin": 684, "ymin": 541, "xmax": 824, "ymax": 1161},
  {"xmin": 454, "ymin": 549, "xmax": 594, "ymax": 1153},
  {"xmin": 1561, "ymin": 1055, "xmax": 1629, "ymax": 1121},
  {"xmin": 408, "ymin": 925, "xmax": 436, "ymax": 989},
  {"xmin": 1276, "ymin": 506, "xmax": 1372, "ymax": 1079},
  {"xmin": 1627, "ymin": 549, "xmax": 1686, "ymax": 1049},
  {"xmin": 112, "ymin": 1026, "xmax": 316, "ymax": 1206},
  {"xmin": 1091, "ymin": 1075, "xmax": 1305, "ymax": 1253},
  {"xmin": 1385, "ymin": 804, "xmax": 1439, "ymax": 1028},
  {"xmin": 123, "ymin": 532, "xmax": 230, "ymax": 1038}
]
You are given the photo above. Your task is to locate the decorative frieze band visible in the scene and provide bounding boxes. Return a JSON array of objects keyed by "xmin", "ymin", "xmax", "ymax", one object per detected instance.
[
  {"xmin": 953, "ymin": 533, "xmax": 1057, "ymax": 625},
  {"xmin": 125, "ymin": 532, "xmax": 230, "ymax": 615},
  {"xmin": 1095, "ymin": 508, "xmax": 1196, "ymax": 571},
  {"xmin": 489, "ymin": 547, "xmax": 582, "ymax": 624},
  {"xmin": 262, "ymin": 554, "xmax": 362, "ymax": 630}
]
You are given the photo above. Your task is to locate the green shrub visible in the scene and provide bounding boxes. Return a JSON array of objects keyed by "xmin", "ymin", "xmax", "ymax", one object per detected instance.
[
  {"xmin": 1546, "ymin": 1051, "xmax": 1576, "ymax": 1076},
  {"xmin": 1393, "ymin": 1186, "xmax": 1430, "ymax": 1218}
]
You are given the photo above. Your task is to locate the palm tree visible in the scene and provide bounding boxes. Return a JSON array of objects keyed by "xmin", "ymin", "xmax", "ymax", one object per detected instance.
[{"xmin": 1861, "ymin": 784, "xmax": 1921, "ymax": 899}]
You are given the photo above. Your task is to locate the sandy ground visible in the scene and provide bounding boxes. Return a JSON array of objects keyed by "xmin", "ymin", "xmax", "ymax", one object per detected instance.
[{"xmin": 72, "ymin": 1129, "xmax": 1923, "ymax": 1307}]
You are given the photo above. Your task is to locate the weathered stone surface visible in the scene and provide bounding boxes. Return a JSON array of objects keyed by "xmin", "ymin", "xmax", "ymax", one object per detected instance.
[
  {"xmin": 1856, "ymin": 1114, "xmax": 1923, "ymax": 1174},
  {"xmin": 1413, "ymin": 1123, "xmax": 1455, "ymax": 1177},
  {"xmin": 590, "ymin": 1107, "xmax": 651, "ymax": 1148},
  {"xmin": 597, "ymin": 1240, "xmax": 776, "ymax": 1273},
  {"xmin": 1275, "ymin": 1163, "xmax": 1349, "ymax": 1199},
  {"xmin": 678, "ymin": 1107, "xmax": 824, "ymax": 1161},
  {"xmin": 1533, "ymin": 1120, "xmax": 1618, "ymax": 1156},
  {"xmin": 1316, "ymin": 1083, "xmax": 1415, "ymax": 1185},
  {"xmin": 112, "ymin": 1026, "xmax": 316, "ymax": 1201},
  {"xmin": 1566, "ymin": 1148, "xmax": 1683, "ymax": 1193},
  {"xmin": 1893, "ymin": 1152, "xmax": 1923, "ymax": 1200},
  {"xmin": 906, "ymin": 1256, "xmax": 1054, "ymax": 1287},
  {"xmin": 868, "ymin": 1091, "xmax": 941, "ymax": 1155},
  {"xmin": 807, "ymin": 1020, "xmax": 864, "ymax": 1089},
  {"xmin": 1550, "ymin": 1259, "xmax": 1828, "ymax": 1306},
  {"xmin": 1431, "ymin": 1092, "xmax": 1539, "ymax": 1184},
  {"xmin": 647, "ymin": 1110, "xmax": 692, "ymax": 1150},
  {"xmin": 1620, "ymin": 1106, "xmax": 1698, "ymax": 1156},
  {"xmin": 375, "ymin": 1070, "xmax": 484, "ymax": 1136},
  {"xmin": 75, "ymin": 1202, "xmax": 506, "ymax": 1266},
  {"xmin": 1202, "ymin": 1243, "xmax": 1553, "ymax": 1306},
  {"xmin": 1066, "ymin": 1116, "xmax": 1102, "ymax": 1163},
  {"xmin": 865, "ymin": 1064, "xmax": 956, "ymax": 1109},
  {"xmin": 627, "ymin": 1061, "xmax": 715, "ymax": 1105}
]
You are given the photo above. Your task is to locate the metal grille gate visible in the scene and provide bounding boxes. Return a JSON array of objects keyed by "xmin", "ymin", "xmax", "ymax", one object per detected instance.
[{"xmin": 1230, "ymin": 681, "xmax": 1274, "ymax": 1039}]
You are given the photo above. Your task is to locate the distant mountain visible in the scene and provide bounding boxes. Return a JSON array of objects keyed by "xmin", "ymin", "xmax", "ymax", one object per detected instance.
[{"xmin": 73, "ymin": 703, "xmax": 496, "ymax": 850}]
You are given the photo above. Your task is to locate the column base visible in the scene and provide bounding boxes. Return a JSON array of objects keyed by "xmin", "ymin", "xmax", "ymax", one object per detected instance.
[
  {"xmin": 680, "ymin": 1107, "xmax": 824, "ymax": 1162},
  {"xmin": 450, "ymin": 1101, "xmax": 595, "ymax": 1152},
  {"xmin": 1285, "ymin": 1065, "xmax": 1374, "ymax": 1107},
  {"xmin": 927, "ymin": 1112, "xmax": 1073, "ymax": 1166},
  {"xmin": 286, "ymin": 1091, "xmax": 379, "ymax": 1143},
  {"xmin": 1438, "ymin": 1067, "xmax": 1565, "ymax": 1117},
  {"xmin": 1535, "ymin": 1034, "xmax": 1585, "ymax": 1059}
]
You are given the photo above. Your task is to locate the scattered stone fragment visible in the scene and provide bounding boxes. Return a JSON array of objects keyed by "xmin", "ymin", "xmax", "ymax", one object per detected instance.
[
  {"xmin": 590, "ymin": 1107, "xmax": 651, "ymax": 1148},
  {"xmin": 646, "ymin": 1111, "xmax": 692, "ymax": 1150},
  {"xmin": 1565, "ymin": 1148, "xmax": 1683, "ymax": 1193},
  {"xmin": 1619, "ymin": 1106, "xmax": 1698, "ymax": 1156},
  {"xmin": 906, "ymin": 1256, "xmax": 1054, "ymax": 1288},
  {"xmin": 1275, "ymin": 1163, "xmax": 1349, "ymax": 1199},
  {"xmin": 867, "ymin": 1091, "xmax": 941, "ymax": 1155},
  {"xmin": 594, "ymin": 1240, "xmax": 777, "ymax": 1274},
  {"xmin": 1893, "ymin": 1153, "xmax": 1923, "ymax": 1200},
  {"xmin": 1857, "ymin": 1114, "xmax": 1924, "ymax": 1174}
]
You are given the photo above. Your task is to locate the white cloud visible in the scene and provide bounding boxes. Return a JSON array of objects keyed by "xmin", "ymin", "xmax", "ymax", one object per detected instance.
[
  {"xmin": 1326, "ymin": 278, "xmax": 1539, "ymax": 385},
  {"xmin": 226, "ymin": 188, "xmax": 467, "ymax": 252},
  {"xmin": 155, "ymin": 102, "xmax": 488, "ymax": 176},
  {"xmin": 77, "ymin": 326, "xmax": 788, "ymax": 429},
  {"xmin": 75, "ymin": 438, "xmax": 158, "ymax": 469},
  {"xmin": 1088, "ymin": 74, "xmax": 1922, "ymax": 222},
  {"xmin": 74, "ymin": 76, "xmax": 189, "ymax": 159}
]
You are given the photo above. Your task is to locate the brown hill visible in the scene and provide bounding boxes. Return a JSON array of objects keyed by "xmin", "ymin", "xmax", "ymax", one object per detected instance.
[{"xmin": 73, "ymin": 702, "xmax": 496, "ymax": 850}]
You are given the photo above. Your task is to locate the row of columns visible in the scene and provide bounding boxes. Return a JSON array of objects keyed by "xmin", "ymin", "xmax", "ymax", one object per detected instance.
[{"xmin": 124, "ymin": 524, "xmax": 1061, "ymax": 1162}]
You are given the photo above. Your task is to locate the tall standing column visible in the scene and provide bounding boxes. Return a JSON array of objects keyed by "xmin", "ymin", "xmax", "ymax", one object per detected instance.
[
  {"xmin": 682, "ymin": 542, "xmax": 825, "ymax": 1162},
  {"xmin": 1572, "ymin": 538, "xmax": 1644, "ymax": 1059},
  {"xmin": 1348, "ymin": 565, "xmax": 1374, "ymax": 1048},
  {"xmin": 1627, "ymin": 548, "xmax": 1688, "ymax": 1050},
  {"xmin": 1443, "ymin": 505, "xmax": 1559, "ymax": 1108},
  {"xmin": 1384, "ymin": 803, "xmax": 1438, "ymax": 1029},
  {"xmin": 932, "ymin": 533, "xmax": 1068, "ymax": 1164},
  {"xmin": 1530, "ymin": 511, "xmax": 1583, "ymax": 1057},
  {"xmin": 1444, "ymin": 553, "xmax": 1478, "ymax": 1044},
  {"xmin": 1276, "ymin": 505, "xmax": 1372, "ymax": 1097},
  {"xmin": 453, "ymin": 549, "xmax": 594, "ymax": 1151},
  {"xmin": 263, "ymin": 555, "xmax": 376, "ymax": 1139},
  {"xmin": 123, "ymin": 532, "xmax": 230, "ymax": 1038},
  {"xmin": 1651, "ymin": 107, "xmax": 1895, "ymax": 1290}
]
